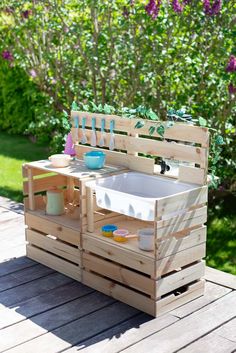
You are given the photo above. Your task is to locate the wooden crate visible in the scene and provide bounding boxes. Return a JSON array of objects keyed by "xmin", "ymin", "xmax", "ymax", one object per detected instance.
[
  {"xmin": 83, "ymin": 184, "xmax": 207, "ymax": 316},
  {"xmin": 23, "ymin": 161, "xmax": 125, "ymax": 280}
]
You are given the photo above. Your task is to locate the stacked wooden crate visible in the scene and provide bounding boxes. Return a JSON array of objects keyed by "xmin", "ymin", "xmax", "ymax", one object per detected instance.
[{"xmin": 23, "ymin": 110, "xmax": 209, "ymax": 317}]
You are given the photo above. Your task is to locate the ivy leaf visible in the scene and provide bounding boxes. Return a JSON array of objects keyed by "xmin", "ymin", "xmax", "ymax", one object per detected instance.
[
  {"xmin": 91, "ymin": 102, "xmax": 98, "ymax": 112},
  {"xmin": 135, "ymin": 120, "xmax": 145, "ymax": 129},
  {"xmin": 146, "ymin": 109, "xmax": 158, "ymax": 120},
  {"xmin": 62, "ymin": 110, "xmax": 68, "ymax": 118},
  {"xmin": 198, "ymin": 117, "xmax": 207, "ymax": 127},
  {"xmin": 215, "ymin": 135, "xmax": 224, "ymax": 145},
  {"xmin": 149, "ymin": 126, "xmax": 155, "ymax": 135},
  {"xmin": 81, "ymin": 103, "xmax": 89, "ymax": 111},
  {"xmin": 166, "ymin": 121, "xmax": 174, "ymax": 128},
  {"xmin": 157, "ymin": 124, "xmax": 165, "ymax": 137},
  {"xmin": 71, "ymin": 101, "xmax": 78, "ymax": 111},
  {"xmin": 97, "ymin": 103, "xmax": 103, "ymax": 112},
  {"xmin": 104, "ymin": 103, "xmax": 111, "ymax": 114}
]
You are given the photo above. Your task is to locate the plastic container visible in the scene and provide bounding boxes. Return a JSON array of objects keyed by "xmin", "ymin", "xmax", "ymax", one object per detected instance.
[
  {"xmin": 83, "ymin": 151, "xmax": 106, "ymax": 169},
  {"xmin": 113, "ymin": 229, "xmax": 129, "ymax": 242},
  {"xmin": 138, "ymin": 228, "xmax": 154, "ymax": 251},
  {"xmin": 49, "ymin": 154, "xmax": 71, "ymax": 168},
  {"xmin": 101, "ymin": 224, "xmax": 117, "ymax": 237}
]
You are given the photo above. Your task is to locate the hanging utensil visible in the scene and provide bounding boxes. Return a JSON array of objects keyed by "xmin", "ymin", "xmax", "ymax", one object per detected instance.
[
  {"xmin": 109, "ymin": 120, "xmax": 115, "ymax": 151},
  {"xmin": 99, "ymin": 118, "xmax": 106, "ymax": 147},
  {"xmin": 91, "ymin": 117, "xmax": 97, "ymax": 147},
  {"xmin": 80, "ymin": 117, "xmax": 87, "ymax": 144},
  {"xmin": 73, "ymin": 115, "xmax": 79, "ymax": 143}
]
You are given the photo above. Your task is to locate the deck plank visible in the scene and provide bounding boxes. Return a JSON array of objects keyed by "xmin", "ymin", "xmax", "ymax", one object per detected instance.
[
  {"xmin": 0, "ymin": 264, "xmax": 54, "ymax": 292},
  {"xmin": 0, "ymin": 291, "xmax": 115, "ymax": 352},
  {"xmin": 170, "ymin": 281, "xmax": 232, "ymax": 318},
  {"xmin": 0, "ymin": 256, "xmax": 36, "ymax": 277},
  {"xmin": 63, "ymin": 280, "xmax": 232, "ymax": 353},
  {"xmin": 122, "ymin": 291, "xmax": 236, "ymax": 353},
  {"xmin": 4, "ymin": 302, "xmax": 139, "ymax": 353},
  {"xmin": 0, "ymin": 281, "xmax": 93, "ymax": 329},
  {"xmin": 179, "ymin": 318, "xmax": 236, "ymax": 352},
  {"xmin": 205, "ymin": 266, "xmax": 236, "ymax": 289},
  {"xmin": 0, "ymin": 272, "xmax": 73, "ymax": 310}
]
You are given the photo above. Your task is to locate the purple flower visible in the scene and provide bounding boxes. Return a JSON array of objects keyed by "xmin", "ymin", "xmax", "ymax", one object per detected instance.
[
  {"xmin": 226, "ymin": 55, "xmax": 236, "ymax": 73},
  {"xmin": 228, "ymin": 83, "xmax": 236, "ymax": 95},
  {"xmin": 172, "ymin": 0, "xmax": 183, "ymax": 12},
  {"xmin": 145, "ymin": 0, "xmax": 161, "ymax": 19},
  {"xmin": 123, "ymin": 6, "xmax": 130, "ymax": 18},
  {"xmin": 21, "ymin": 10, "xmax": 32, "ymax": 19},
  {"xmin": 29, "ymin": 69, "xmax": 37, "ymax": 78},
  {"xmin": 203, "ymin": 0, "xmax": 222, "ymax": 16},
  {"xmin": 2, "ymin": 50, "xmax": 13, "ymax": 62}
]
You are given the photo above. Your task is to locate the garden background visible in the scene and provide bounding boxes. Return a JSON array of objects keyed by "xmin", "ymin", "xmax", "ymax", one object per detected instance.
[{"xmin": 0, "ymin": 0, "xmax": 235, "ymax": 274}]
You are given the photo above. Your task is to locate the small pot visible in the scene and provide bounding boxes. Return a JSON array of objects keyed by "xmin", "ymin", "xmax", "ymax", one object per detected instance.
[
  {"xmin": 49, "ymin": 154, "xmax": 71, "ymax": 168},
  {"xmin": 138, "ymin": 228, "xmax": 154, "ymax": 251}
]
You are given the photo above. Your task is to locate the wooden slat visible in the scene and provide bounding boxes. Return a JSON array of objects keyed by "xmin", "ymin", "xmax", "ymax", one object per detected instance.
[
  {"xmin": 179, "ymin": 165, "xmax": 206, "ymax": 185},
  {"xmin": 22, "ymin": 165, "xmax": 51, "ymax": 178},
  {"xmin": 156, "ymin": 280, "xmax": 205, "ymax": 315},
  {"xmin": 156, "ymin": 226, "xmax": 207, "ymax": 260},
  {"xmin": 83, "ymin": 233, "xmax": 154, "ymax": 276},
  {"xmin": 25, "ymin": 212, "xmax": 80, "ymax": 246},
  {"xmin": 156, "ymin": 185, "xmax": 208, "ymax": 217},
  {"xmin": 75, "ymin": 144, "xmax": 155, "ymax": 174},
  {"xmin": 83, "ymin": 252, "xmax": 154, "ymax": 296},
  {"xmin": 83, "ymin": 270, "xmax": 155, "ymax": 316},
  {"xmin": 205, "ymin": 266, "xmax": 236, "ymax": 290},
  {"xmin": 122, "ymin": 291, "xmax": 236, "ymax": 353},
  {"xmin": 71, "ymin": 111, "xmax": 209, "ymax": 145},
  {"xmin": 156, "ymin": 243, "xmax": 206, "ymax": 277},
  {"xmin": 26, "ymin": 245, "xmax": 81, "ymax": 281},
  {"xmin": 74, "ymin": 128, "xmax": 206, "ymax": 166},
  {"xmin": 156, "ymin": 261, "xmax": 205, "ymax": 297},
  {"xmin": 26, "ymin": 229, "xmax": 81, "ymax": 265},
  {"xmin": 23, "ymin": 174, "xmax": 67, "ymax": 195},
  {"xmin": 156, "ymin": 208, "xmax": 207, "ymax": 239}
]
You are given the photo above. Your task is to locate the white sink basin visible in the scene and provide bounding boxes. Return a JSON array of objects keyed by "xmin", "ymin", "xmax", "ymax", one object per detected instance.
[{"xmin": 87, "ymin": 172, "xmax": 199, "ymax": 221}]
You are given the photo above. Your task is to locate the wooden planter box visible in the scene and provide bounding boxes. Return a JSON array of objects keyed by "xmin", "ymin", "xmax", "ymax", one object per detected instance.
[{"xmin": 23, "ymin": 110, "xmax": 209, "ymax": 317}]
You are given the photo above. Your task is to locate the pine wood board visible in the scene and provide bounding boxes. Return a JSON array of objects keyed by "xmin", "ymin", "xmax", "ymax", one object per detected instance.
[
  {"xmin": 179, "ymin": 165, "xmax": 206, "ymax": 184},
  {"xmin": 156, "ymin": 261, "xmax": 205, "ymax": 297},
  {"xmin": 83, "ymin": 252, "xmax": 154, "ymax": 296},
  {"xmin": 26, "ymin": 245, "xmax": 81, "ymax": 281},
  {"xmin": 23, "ymin": 174, "xmax": 67, "ymax": 195},
  {"xmin": 155, "ymin": 243, "xmax": 206, "ymax": 277},
  {"xmin": 71, "ymin": 111, "xmax": 209, "ymax": 145},
  {"xmin": 156, "ymin": 226, "xmax": 206, "ymax": 259},
  {"xmin": 25, "ymin": 211, "xmax": 80, "ymax": 246},
  {"xmin": 156, "ymin": 185, "xmax": 208, "ymax": 217},
  {"xmin": 23, "ymin": 160, "xmax": 125, "ymax": 180},
  {"xmin": 74, "ymin": 128, "xmax": 207, "ymax": 166},
  {"xmin": 83, "ymin": 234, "xmax": 154, "ymax": 275},
  {"xmin": 26, "ymin": 229, "xmax": 81, "ymax": 265}
]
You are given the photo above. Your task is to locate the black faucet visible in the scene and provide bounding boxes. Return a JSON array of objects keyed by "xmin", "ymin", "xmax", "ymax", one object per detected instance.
[{"xmin": 160, "ymin": 160, "xmax": 170, "ymax": 174}]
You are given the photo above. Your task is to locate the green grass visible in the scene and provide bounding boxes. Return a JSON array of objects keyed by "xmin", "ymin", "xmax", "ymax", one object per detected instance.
[
  {"xmin": 0, "ymin": 131, "xmax": 48, "ymax": 202},
  {"xmin": 0, "ymin": 131, "xmax": 235, "ymax": 275}
]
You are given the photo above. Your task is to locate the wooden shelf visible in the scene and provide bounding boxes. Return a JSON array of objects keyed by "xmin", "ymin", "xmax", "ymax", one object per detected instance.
[
  {"xmin": 26, "ymin": 208, "xmax": 80, "ymax": 231},
  {"xmin": 84, "ymin": 218, "xmax": 154, "ymax": 259}
]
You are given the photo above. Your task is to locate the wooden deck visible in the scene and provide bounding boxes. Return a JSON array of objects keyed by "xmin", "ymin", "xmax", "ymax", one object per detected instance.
[{"xmin": 0, "ymin": 196, "xmax": 235, "ymax": 353}]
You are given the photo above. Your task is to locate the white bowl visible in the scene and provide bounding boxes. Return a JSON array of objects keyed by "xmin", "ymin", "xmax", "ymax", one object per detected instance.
[{"xmin": 49, "ymin": 154, "xmax": 71, "ymax": 168}]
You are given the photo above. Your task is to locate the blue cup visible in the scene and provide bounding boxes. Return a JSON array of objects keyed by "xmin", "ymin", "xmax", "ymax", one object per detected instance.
[{"xmin": 83, "ymin": 151, "xmax": 106, "ymax": 169}]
